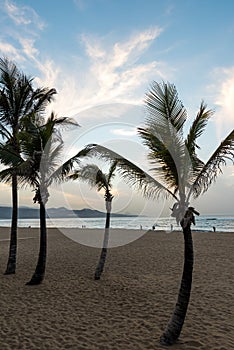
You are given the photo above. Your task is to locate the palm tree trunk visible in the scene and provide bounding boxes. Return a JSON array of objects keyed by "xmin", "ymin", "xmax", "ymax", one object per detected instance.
[
  {"xmin": 160, "ymin": 224, "xmax": 194, "ymax": 345},
  {"xmin": 94, "ymin": 199, "xmax": 112, "ymax": 280},
  {"xmin": 4, "ymin": 174, "xmax": 18, "ymax": 275},
  {"xmin": 26, "ymin": 201, "xmax": 47, "ymax": 285}
]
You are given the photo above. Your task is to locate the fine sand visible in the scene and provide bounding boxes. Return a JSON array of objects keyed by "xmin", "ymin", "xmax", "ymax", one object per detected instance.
[{"xmin": 0, "ymin": 227, "xmax": 233, "ymax": 350}]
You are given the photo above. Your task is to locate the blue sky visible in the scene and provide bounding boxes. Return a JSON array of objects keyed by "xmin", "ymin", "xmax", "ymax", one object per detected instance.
[{"xmin": 0, "ymin": 0, "xmax": 233, "ymax": 216}]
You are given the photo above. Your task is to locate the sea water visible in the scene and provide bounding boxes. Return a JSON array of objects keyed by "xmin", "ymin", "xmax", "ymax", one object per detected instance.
[{"xmin": 0, "ymin": 215, "xmax": 234, "ymax": 232}]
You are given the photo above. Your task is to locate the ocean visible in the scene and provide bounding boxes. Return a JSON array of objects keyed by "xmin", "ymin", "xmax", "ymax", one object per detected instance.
[{"xmin": 0, "ymin": 215, "xmax": 234, "ymax": 232}]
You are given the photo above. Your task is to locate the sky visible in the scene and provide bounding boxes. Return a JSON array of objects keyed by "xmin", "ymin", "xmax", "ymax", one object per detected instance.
[{"xmin": 0, "ymin": 0, "xmax": 233, "ymax": 217}]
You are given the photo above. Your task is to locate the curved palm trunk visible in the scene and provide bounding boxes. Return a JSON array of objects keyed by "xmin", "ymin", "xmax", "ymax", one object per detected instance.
[
  {"xmin": 4, "ymin": 174, "xmax": 18, "ymax": 275},
  {"xmin": 94, "ymin": 196, "xmax": 112, "ymax": 280},
  {"xmin": 160, "ymin": 220, "xmax": 194, "ymax": 345},
  {"xmin": 26, "ymin": 201, "xmax": 47, "ymax": 285}
]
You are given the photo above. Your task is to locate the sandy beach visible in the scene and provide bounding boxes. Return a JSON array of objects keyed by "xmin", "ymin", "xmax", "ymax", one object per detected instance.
[{"xmin": 0, "ymin": 227, "xmax": 233, "ymax": 350}]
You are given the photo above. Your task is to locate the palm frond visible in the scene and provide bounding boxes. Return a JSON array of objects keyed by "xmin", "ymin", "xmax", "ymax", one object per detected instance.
[
  {"xmin": 51, "ymin": 145, "xmax": 94, "ymax": 183},
  {"xmin": 0, "ymin": 142, "xmax": 23, "ymax": 167},
  {"xmin": 77, "ymin": 164, "xmax": 106, "ymax": 189},
  {"xmin": 0, "ymin": 57, "xmax": 57, "ymax": 131},
  {"xmin": 0, "ymin": 166, "xmax": 14, "ymax": 183},
  {"xmin": 0, "ymin": 122, "xmax": 11, "ymax": 140},
  {"xmin": 68, "ymin": 170, "xmax": 79, "ymax": 181},
  {"xmin": 183, "ymin": 102, "xmax": 214, "ymax": 184},
  {"xmin": 40, "ymin": 141, "xmax": 64, "ymax": 183},
  {"xmin": 138, "ymin": 124, "xmax": 178, "ymax": 191},
  {"xmin": 185, "ymin": 101, "xmax": 213, "ymax": 152},
  {"xmin": 70, "ymin": 144, "xmax": 95, "ymax": 162},
  {"xmin": 0, "ymin": 57, "xmax": 19, "ymax": 88},
  {"xmin": 31, "ymin": 87, "xmax": 57, "ymax": 114},
  {"xmin": 96, "ymin": 169, "xmax": 109, "ymax": 191},
  {"xmin": 140, "ymin": 116, "xmax": 195, "ymax": 195},
  {"xmin": 185, "ymin": 102, "xmax": 212, "ymax": 175},
  {"xmin": 144, "ymin": 81, "xmax": 187, "ymax": 133},
  {"xmin": 69, "ymin": 163, "xmax": 113, "ymax": 193},
  {"xmin": 140, "ymin": 81, "xmax": 197, "ymax": 198},
  {"xmin": 84, "ymin": 143, "xmax": 178, "ymax": 201},
  {"xmin": 46, "ymin": 112, "xmax": 79, "ymax": 130},
  {"xmin": 15, "ymin": 159, "xmax": 39, "ymax": 187},
  {"xmin": 107, "ymin": 160, "xmax": 118, "ymax": 184},
  {"xmin": 191, "ymin": 129, "xmax": 234, "ymax": 198}
]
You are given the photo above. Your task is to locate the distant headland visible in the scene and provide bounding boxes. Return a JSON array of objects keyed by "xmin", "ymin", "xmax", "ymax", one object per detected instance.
[{"xmin": 0, "ymin": 206, "xmax": 138, "ymax": 219}]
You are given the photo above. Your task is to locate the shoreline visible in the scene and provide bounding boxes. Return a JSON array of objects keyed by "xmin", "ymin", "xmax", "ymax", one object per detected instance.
[
  {"xmin": 1, "ymin": 214, "xmax": 234, "ymax": 233},
  {"xmin": 0, "ymin": 226, "xmax": 233, "ymax": 233}
]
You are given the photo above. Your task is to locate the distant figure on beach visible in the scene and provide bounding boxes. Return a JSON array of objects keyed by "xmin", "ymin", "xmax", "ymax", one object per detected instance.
[
  {"xmin": 213, "ymin": 226, "xmax": 216, "ymax": 232},
  {"xmin": 152, "ymin": 225, "xmax": 155, "ymax": 230},
  {"xmin": 140, "ymin": 225, "xmax": 142, "ymax": 230},
  {"xmin": 170, "ymin": 224, "xmax": 173, "ymax": 231}
]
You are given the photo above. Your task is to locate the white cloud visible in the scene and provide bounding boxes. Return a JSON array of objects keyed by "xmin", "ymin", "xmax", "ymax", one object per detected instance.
[
  {"xmin": 0, "ymin": 0, "xmax": 48, "ymax": 77},
  {"xmin": 72, "ymin": 27, "xmax": 166, "ymax": 107},
  {"xmin": 111, "ymin": 27, "xmax": 163, "ymax": 67},
  {"xmin": 82, "ymin": 27, "xmax": 163, "ymax": 74},
  {"xmin": 111, "ymin": 127, "xmax": 138, "ymax": 136},
  {"xmin": 4, "ymin": 0, "xmax": 45, "ymax": 30},
  {"xmin": 0, "ymin": 17, "xmax": 167, "ymax": 124},
  {"xmin": 34, "ymin": 59, "xmax": 60, "ymax": 89},
  {"xmin": 5, "ymin": 0, "xmax": 31, "ymax": 25},
  {"xmin": 33, "ymin": 27, "xmax": 168, "ymax": 119},
  {"xmin": 0, "ymin": 41, "xmax": 24, "ymax": 61},
  {"xmin": 73, "ymin": 0, "xmax": 87, "ymax": 11},
  {"xmin": 212, "ymin": 66, "xmax": 234, "ymax": 137},
  {"xmin": 19, "ymin": 38, "xmax": 39, "ymax": 59},
  {"xmin": 81, "ymin": 34, "xmax": 105, "ymax": 59}
]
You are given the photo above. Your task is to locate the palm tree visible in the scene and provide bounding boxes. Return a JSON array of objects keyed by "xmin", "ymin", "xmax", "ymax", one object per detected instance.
[
  {"xmin": 0, "ymin": 112, "xmax": 81, "ymax": 284},
  {"xmin": 23, "ymin": 113, "xmax": 81, "ymax": 285},
  {"xmin": 0, "ymin": 56, "xmax": 56, "ymax": 275},
  {"xmin": 83, "ymin": 81, "xmax": 234, "ymax": 345},
  {"xmin": 69, "ymin": 162, "xmax": 117, "ymax": 280}
]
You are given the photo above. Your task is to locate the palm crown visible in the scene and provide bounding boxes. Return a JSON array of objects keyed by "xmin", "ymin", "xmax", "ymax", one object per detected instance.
[
  {"xmin": 85, "ymin": 81, "xmax": 234, "ymax": 222},
  {"xmin": 0, "ymin": 57, "xmax": 56, "ymax": 139},
  {"xmin": 69, "ymin": 161, "xmax": 118, "ymax": 202}
]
